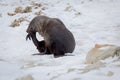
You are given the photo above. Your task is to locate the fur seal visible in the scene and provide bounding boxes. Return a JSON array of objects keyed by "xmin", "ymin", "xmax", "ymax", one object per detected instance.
[
  {"xmin": 26, "ymin": 32, "xmax": 51, "ymax": 55},
  {"xmin": 26, "ymin": 16, "xmax": 75, "ymax": 57}
]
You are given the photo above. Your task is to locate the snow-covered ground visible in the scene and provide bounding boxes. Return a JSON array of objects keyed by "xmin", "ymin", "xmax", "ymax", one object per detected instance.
[{"xmin": 0, "ymin": 0, "xmax": 120, "ymax": 80}]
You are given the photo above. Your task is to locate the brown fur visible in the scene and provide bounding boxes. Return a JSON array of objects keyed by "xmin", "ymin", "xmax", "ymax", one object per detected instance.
[
  {"xmin": 26, "ymin": 16, "xmax": 76, "ymax": 57},
  {"xmin": 26, "ymin": 32, "xmax": 51, "ymax": 55}
]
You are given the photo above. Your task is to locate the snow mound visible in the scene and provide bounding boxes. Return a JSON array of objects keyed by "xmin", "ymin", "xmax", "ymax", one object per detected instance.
[
  {"xmin": 86, "ymin": 44, "xmax": 120, "ymax": 64},
  {"xmin": 16, "ymin": 74, "xmax": 34, "ymax": 80}
]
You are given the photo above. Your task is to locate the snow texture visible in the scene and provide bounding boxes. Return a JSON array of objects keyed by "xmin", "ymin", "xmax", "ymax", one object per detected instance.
[
  {"xmin": 0, "ymin": 0, "xmax": 120, "ymax": 80},
  {"xmin": 86, "ymin": 44, "xmax": 120, "ymax": 64}
]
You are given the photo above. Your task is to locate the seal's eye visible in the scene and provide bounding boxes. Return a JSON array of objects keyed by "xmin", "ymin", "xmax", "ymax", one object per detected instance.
[{"xmin": 30, "ymin": 27, "xmax": 33, "ymax": 29}]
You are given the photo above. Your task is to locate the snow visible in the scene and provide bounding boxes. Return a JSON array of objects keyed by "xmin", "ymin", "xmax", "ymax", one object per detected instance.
[{"xmin": 0, "ymin": 0, "xmax": 120, "ymax": 80}]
